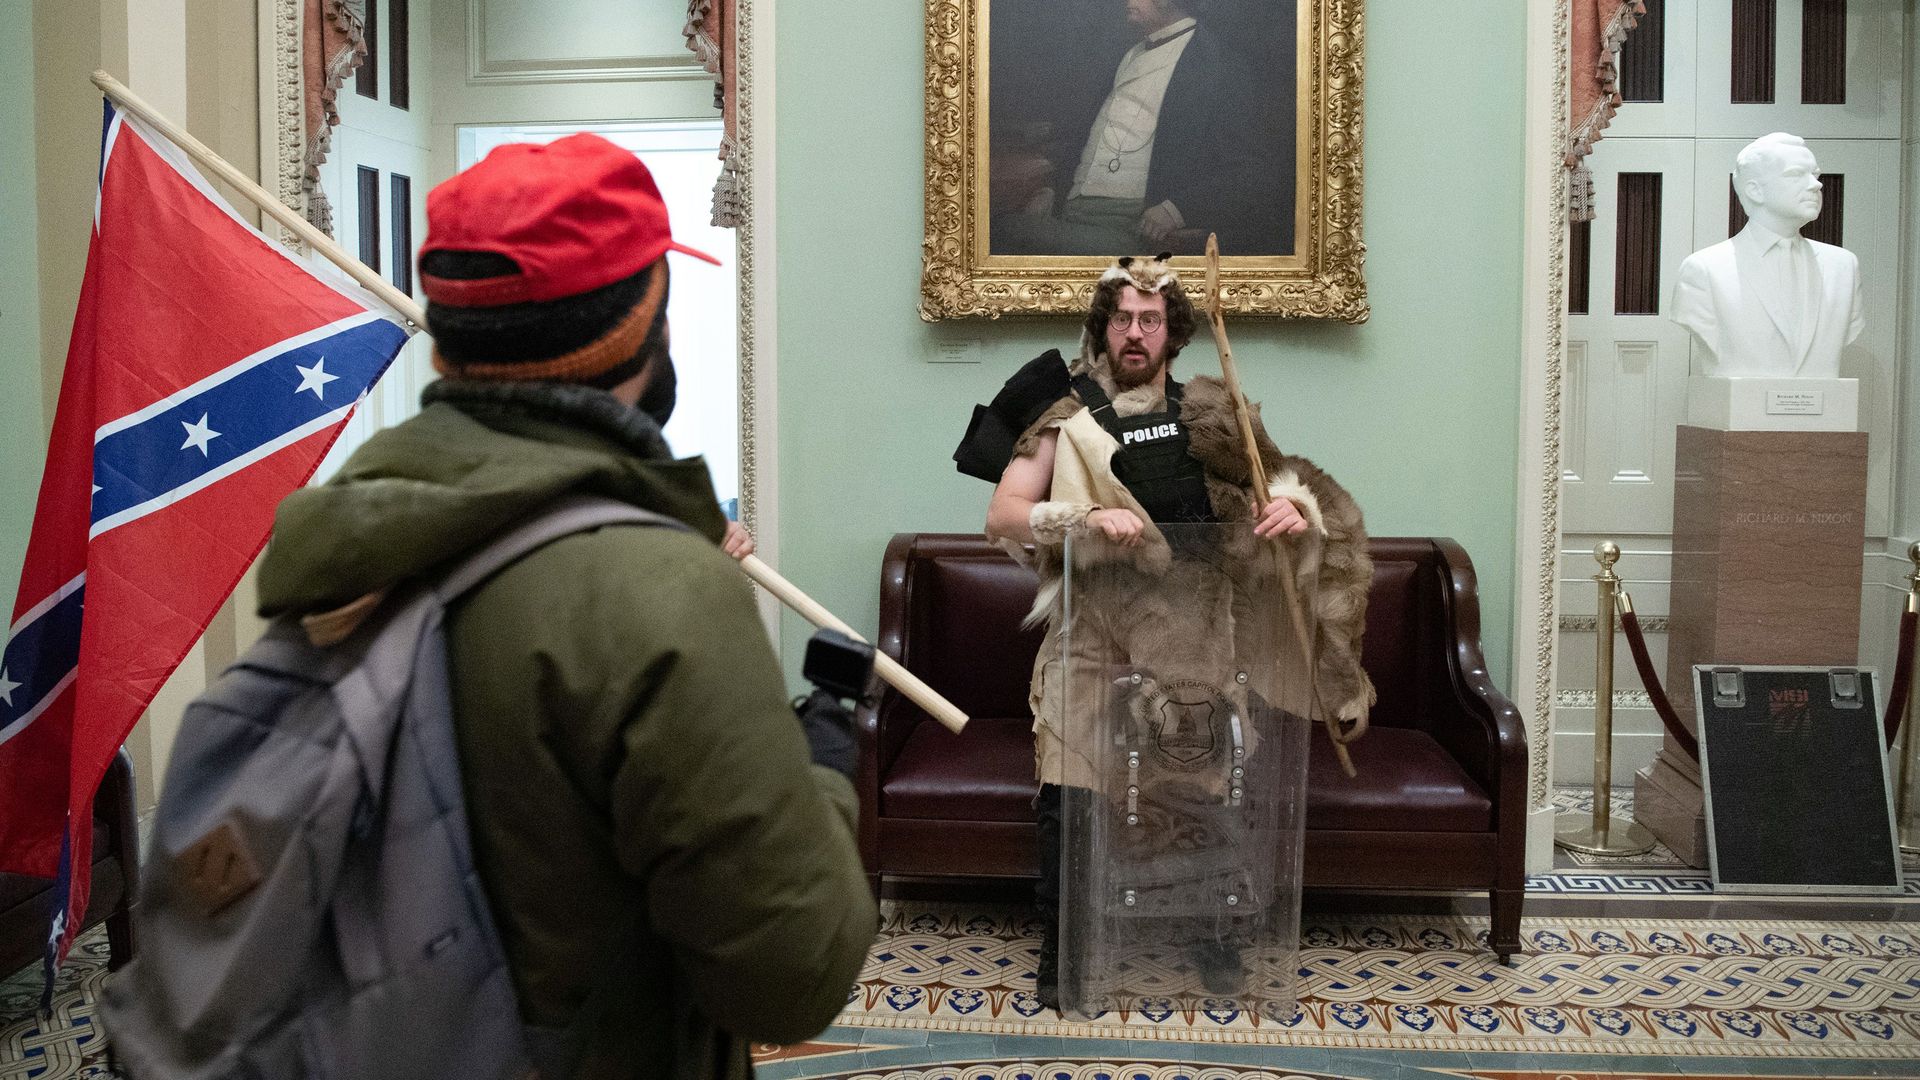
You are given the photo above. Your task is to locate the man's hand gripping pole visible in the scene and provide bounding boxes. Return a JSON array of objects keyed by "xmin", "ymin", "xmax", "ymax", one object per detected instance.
[{"xmin": 1203, "ymin": 235, "xmax": 1360, "ymax": 777}]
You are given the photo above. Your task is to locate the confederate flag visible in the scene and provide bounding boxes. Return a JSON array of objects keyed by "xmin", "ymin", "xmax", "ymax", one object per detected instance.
[{"xmin": 0, "ymin": 100, "xmax": 408, "ymax": 980}]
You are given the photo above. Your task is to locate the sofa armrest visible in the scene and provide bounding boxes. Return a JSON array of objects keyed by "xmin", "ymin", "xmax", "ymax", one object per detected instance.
[
  {"xmin": 860, "ymin": 533, "xmax": 932, "ymax": 873},
  {"xmin": 855, "ymin": 689, "xmax": 932, "ymax": 870},
  {"xmin": 1426, "ymin": 539, "xmax": 1529, "ymax": 827},
  {"xmin": 855, "ymin": 696, "xmax": 881, "ymax": 874}
]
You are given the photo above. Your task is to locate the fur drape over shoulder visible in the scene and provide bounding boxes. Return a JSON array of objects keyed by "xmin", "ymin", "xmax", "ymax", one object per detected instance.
[{"xmin": 1179, "ymin": 375, "xmax": 1375, "ymax": 725}]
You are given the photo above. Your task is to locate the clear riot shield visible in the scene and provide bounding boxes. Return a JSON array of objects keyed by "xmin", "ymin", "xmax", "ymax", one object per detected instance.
[{"xmin": 1055, "ymin": 522, "xmax": 1315, "ymax": 1023}]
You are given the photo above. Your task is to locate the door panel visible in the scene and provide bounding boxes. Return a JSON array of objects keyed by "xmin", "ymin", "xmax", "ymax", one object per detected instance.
[
  {"xmin": 1563, "ymin": 137, "xmax": 1697, "ymax": 535},
  {"xmin": 1695, "ymin": 0, "xmax": 1904, "ymax": 139}
]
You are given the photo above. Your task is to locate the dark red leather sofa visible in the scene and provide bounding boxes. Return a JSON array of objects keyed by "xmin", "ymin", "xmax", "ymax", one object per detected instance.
[
  {"xmin": 0, "ymin": 748, "xmax": 139, "ymax": 976},
  {"xmin": 856, "ymin": 533, "xmax": 1529, "ymax": 958}
]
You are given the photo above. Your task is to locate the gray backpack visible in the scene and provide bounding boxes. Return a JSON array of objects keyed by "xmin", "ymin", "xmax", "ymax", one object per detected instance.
[{"xmin": 100, "ymin": 496, "xmax": 683, "ymax": 1080}]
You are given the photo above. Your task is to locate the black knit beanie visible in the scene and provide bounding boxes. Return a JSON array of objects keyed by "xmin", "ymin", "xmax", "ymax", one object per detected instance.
[{"xmin": 422, "ymin": 250, "xmax": 670, "ymax": 390}]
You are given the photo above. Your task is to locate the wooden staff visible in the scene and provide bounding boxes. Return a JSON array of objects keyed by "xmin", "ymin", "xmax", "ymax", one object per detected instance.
[
  {"xmin": 742, "ymin": 556, "xmax": 968, "ymax": 733},
  {"xmin": 1203, "ymin": 235, "xmax": 1357, "ymax": 776},
  {"xmin": 92, "ymin": 69, "xmax": 971, "ymax": 734}
]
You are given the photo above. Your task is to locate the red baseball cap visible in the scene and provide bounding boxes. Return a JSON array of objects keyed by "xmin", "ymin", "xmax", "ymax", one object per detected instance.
[{"xmin": 419, "ymin": 132, "xmax": 720, "ymax": 308}]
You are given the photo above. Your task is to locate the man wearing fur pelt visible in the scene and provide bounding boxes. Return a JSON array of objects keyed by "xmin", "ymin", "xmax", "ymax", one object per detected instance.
[{"xmin": 955, "ymin": 254, "xmax": 1371, "ymax": 1010}]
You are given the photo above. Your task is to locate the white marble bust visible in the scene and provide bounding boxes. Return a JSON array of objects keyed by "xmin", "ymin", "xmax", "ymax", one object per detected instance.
[{"xmin": 1670, "ymin": 133, "xmax": 1863, "ymax": 379}]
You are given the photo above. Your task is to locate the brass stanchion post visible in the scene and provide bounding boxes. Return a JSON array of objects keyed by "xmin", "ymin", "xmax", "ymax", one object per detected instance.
[
  {"xmin": 1557, "ymin": 542, "xmax": 1656, "ymax": 856},
  {"xmin": 1897, "ymin": 543, "xmax": 1920, "ymax": 853}
]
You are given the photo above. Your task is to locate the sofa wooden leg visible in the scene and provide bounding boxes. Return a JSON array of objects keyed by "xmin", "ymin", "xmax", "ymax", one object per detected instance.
[
  {"xmin": 1488, "ymin": 887, "xmax": 1523, "ymax": 961},
  {"xmin": 106, "ymin": 906, "xmax": 135, "ymax": 971}
]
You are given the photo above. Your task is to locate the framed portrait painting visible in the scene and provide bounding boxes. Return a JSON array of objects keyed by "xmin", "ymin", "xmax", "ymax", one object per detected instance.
[{"xmin": 921, "ymin": 0, "xmax": 1366, "ymax": 321}]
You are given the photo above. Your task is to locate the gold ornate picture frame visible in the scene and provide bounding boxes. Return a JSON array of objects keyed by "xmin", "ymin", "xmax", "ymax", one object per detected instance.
[{"xmin": 921, "ymin": 0, "xmax": 1366, "ymax": 322}]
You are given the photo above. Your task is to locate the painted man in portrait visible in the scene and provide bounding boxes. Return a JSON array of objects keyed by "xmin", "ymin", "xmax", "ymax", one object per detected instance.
[{"xmin": 991, "ymin": 0, "xmax": 1293, "ymax": 257}]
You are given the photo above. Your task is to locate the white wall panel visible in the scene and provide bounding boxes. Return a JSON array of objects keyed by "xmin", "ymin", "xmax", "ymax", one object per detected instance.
[
  {"xmin": 469, "ymin": 0, "xmax": 699, "ymax": 82},
  {"xmin": 1564, "ymin": 341, "xmax": 1590, "ymax": 482},
  {"xmin": 430, "ymin": 0, "xmax": 715, "ymax": 183},
  {"xmin": 315, "ymin": 0, "xmax": 434, "ymax": 476}
]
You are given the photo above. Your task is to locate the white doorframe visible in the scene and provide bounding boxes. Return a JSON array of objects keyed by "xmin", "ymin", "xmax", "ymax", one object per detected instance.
[
  {"xmin": 1515, "ymin": 0, "xmax": 1571, "ymax": 873},
  {"xmin": 738, "ymin": 0, "xmax": 782, "ymax": 638}
]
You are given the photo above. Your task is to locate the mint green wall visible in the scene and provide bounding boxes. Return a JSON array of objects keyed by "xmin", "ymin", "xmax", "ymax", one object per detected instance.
[
  {"xmin": 774, "ymin": 5, "xmax": 1527, "ymax": 687},
  {"xmin": 0, "ymin": 27, "xmax": 44, "ymax": 621}
]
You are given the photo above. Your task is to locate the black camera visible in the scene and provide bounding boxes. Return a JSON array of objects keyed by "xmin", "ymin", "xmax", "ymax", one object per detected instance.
[{"xmin": 802, "ymin": 629, "xmax": 876, "ymax": 702}]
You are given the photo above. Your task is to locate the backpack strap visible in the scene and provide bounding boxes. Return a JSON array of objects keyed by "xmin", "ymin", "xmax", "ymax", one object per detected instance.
[
  {"xmin": 242, "ymin": 498, "xmax": 685, "ymax": 687},
  {"xmin": 438, "ymin": 494, "xmax": 689, "ymax": 1079},
  {"xmin": 437, "ymin": 494, "xmax": 689, "ymax": 603}
]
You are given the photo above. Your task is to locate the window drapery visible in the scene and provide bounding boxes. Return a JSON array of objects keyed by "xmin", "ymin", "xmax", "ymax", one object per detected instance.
[
  {"xmin": 684, "ymin": 0, "xmax": 742, "ymax": 228},
  {"xmin": 302, "ymin": 0, "xmax": 369, "ymax": 233},
  {"xmin": 1568, "ymin": 0, "xmax": 1646, "ymax": 222}
]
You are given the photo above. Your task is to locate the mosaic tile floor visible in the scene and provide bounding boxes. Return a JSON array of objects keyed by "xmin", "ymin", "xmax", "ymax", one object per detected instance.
[
  {"xmin": 17, "ymin": 841, "xmax": 1920, "ymax": 1080},
  {"xmin": 0, "ymin": 930, "xmax": 111, "ymax": 1080},
  {"xmin": 747, "ymin": 899, "xmax": 1920, "ymax": 1079},
  {"xmin": 9, "ymin": 905, "xmax": 1920, "ymax": 1080},
  {"xmin": 841, "ymin": 904, "xmax": 1920, "ymax": 1057}
]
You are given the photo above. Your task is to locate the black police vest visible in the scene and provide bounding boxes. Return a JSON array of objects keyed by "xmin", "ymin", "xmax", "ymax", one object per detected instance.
[{"xmin": 1072, "ymin": 374, "xmax": 1215, "ymax": 525}]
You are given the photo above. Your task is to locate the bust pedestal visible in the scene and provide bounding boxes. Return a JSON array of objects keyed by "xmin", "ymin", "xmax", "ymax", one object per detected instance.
[
  {"xmin": 1632, "ymin": 395, "xmax": 1868, "ymax": 867},
  {"xmin": 1685, "ymin": 376, "xmax": 1858, "ymax": 432}
]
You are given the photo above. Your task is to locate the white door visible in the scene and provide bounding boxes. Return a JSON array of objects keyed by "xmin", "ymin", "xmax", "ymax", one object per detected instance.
[{"xmin": 1563, "ymin": 136, "xmax": 1698, "ymax": 537}]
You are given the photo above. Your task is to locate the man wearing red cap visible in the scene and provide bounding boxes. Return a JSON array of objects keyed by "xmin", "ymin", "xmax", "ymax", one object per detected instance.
[{"xmin": 256, "ymin": 134, "xmax": 875, "ymax": 1079}]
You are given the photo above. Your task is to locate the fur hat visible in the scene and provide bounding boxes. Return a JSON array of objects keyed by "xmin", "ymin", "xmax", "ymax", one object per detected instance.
[{"xmin": 1099, "ymin": 252, "xmax": 1181, "ymax": 294}]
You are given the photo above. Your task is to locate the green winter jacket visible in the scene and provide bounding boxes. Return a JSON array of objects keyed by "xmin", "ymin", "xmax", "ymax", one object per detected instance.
[{"xmin": 256, "ymin": 381, "xmax": 877, "ymax": 1080}]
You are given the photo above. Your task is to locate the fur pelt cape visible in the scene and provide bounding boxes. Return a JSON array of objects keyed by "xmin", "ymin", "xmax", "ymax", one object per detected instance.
[{"xmin": 1010, "ymin": 351, "xmax": 1376, "ymax": 729}]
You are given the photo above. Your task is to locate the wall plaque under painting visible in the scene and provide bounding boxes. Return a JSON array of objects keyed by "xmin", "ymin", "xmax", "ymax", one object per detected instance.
[{"xmin": 921, "ymin": 0, "xmax": 1366, "ymax": 321}]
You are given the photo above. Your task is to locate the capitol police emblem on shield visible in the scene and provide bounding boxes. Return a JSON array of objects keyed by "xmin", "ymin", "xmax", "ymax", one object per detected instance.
[{"xmin": 1145, "ymin": 679, "xmax": 1230, "ymax": 771}]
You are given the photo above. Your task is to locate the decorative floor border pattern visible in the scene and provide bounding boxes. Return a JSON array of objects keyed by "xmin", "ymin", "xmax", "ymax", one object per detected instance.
[
  {"xmin": 797, "ymin": 1065, "xmax": 1323, "ymax": 1080},
  {"xmin": 840, "ymin": 905, "xmax": 1920, "ymax": 1058},
  {"xmin": 1527, "ymin": 870, "xmax": 1920, "ymax": 897},
  {"xmin": 1526, "ymin": 871, "xmax": 1720, "ymax": 895}
]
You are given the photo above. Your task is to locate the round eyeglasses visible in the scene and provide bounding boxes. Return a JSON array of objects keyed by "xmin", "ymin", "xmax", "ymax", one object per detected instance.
[{"xmin": 1108, "ymin": 311, "xmax": 1165, "ymax": 333}]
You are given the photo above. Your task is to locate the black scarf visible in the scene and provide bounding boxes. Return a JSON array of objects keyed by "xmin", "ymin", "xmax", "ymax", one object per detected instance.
[{"xmin": 420, "ymin": 379, "xmax": 674, "ymax": 462}]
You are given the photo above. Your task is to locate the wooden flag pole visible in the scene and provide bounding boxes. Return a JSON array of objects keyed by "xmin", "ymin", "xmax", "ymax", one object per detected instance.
[
  {"xmin": 93, "ymin": 70, "xmax": 421, "ymax": 328},
  {"xmin": 743, "ymin": 556, "xmax": 967, "ymax": 733},
  {"xmin": 91, "ymin": 69, "xmax": 972, "ymax": 734},
  {"xmin": 1203, "ymin": 235, "xmax": 1356, "ymax": 776},
  {"xmin": 1203, "ymin": 235, "xmax": 1271, "ymax": 498}
]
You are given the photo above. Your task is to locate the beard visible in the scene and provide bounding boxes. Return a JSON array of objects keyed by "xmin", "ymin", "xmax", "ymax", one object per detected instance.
[{"xmin": 1109, "ymin": 344, "xmax": 1165, "ymax": 390}]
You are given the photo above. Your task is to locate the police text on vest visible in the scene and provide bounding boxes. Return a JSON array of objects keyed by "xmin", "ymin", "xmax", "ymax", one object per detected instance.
[{"xmin": 1123, "ymin": 423, "xmax": 1180, "ymax": 445}]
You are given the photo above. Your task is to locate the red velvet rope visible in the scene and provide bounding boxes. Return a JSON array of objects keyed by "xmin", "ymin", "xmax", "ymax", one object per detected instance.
[
  {"xmin": 1613, "ymin": 596, "xmax": 1916, "ymax": 760},
  {"xmin": 1883, "ymin": 608, "xmax": 1917, "ymax": 749},
  {"xmin": 1618, "ymin": 607, "xmax": 1700, "ymax": 762}
]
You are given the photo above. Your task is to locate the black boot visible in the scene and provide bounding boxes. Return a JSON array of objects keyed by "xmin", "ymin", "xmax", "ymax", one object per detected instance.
[
  {"xmin": 1189, "ymin": 937, "xmax": 1245, "ymax": 997},
  {"xmin": 1033, "ymin": 784, "xmax": 1063, "ymax": 1011},
  {"xmin": 1035, "ymin": 922, "xmax": 1061, "ymax": 1011}
]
